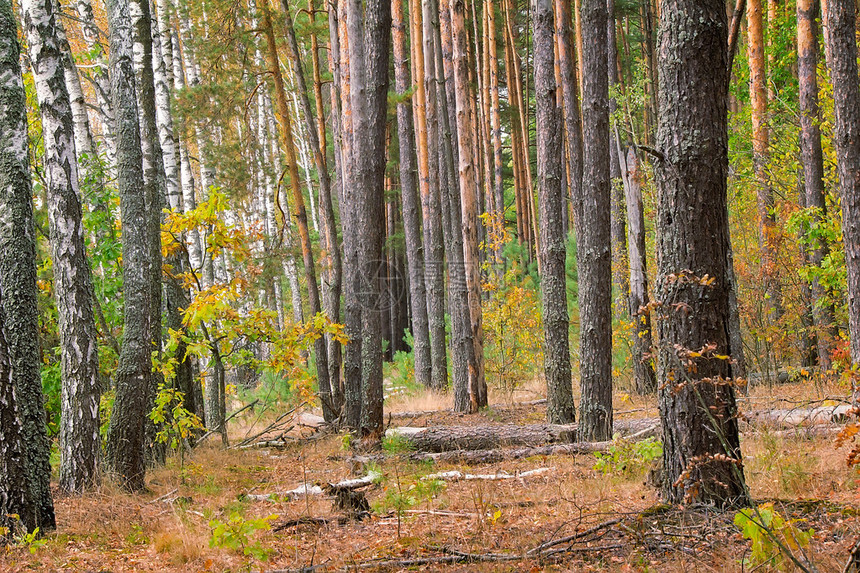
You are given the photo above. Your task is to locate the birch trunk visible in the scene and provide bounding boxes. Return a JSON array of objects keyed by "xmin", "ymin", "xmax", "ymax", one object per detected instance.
[
  {"xmin": 0, "ymin": 0, "xmax": 55, "ymax": 528},
  {"xmin": 104, "ymin": 0, "xmax": 152, "ymax": 492},
  {"xmin": 23, "ymin": 0, "xmax": 102, "ymax": 493}
]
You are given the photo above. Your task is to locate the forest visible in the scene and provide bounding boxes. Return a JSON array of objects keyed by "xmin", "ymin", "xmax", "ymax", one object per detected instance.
[{"xmin": 3, "ymin": 0, "xmax": 860, "ymax": 569}]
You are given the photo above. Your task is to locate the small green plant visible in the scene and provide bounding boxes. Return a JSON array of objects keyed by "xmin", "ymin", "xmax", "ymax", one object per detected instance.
[
  {"xmin": 593, "ymin": 436, "xmax": 662, "ymax": 477},
  {"xmin": 149, "ymin": 384, "xmax": 205, "ymax": 470},
  {"xmin": 734, "ymin": 503, "xmax": 814, "ymax": 571},
  {"xmin": 208, "ymin": 513, "xmax": 277, "ymax": 562},
  {"xmin": 17, "ymin": 528, "xmax": 47, "ymax": 554}
]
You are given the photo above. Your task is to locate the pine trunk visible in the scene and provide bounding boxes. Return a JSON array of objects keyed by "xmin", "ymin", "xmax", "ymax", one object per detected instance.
[
  {"xmin": 535, "ymin": 0, "xmax": 574, "ymax": 424},
  {"xmin": 393, "ymin": 0, "xmax": 433, "ymax": 388},
  {"xmin": 747, "ymin": 0, "xmax": 782, "ymax": 318},
  {"xmin": 415, "ymin": 0, "xmax": 450, "ymax": 391},
  {"xmin": 798, "ymin": 0, "xmax": 835, "ymax": 371},
  {"xmin": 578, "ymin": 0, "xmax": 613, "ymax": 441},
  {"xmin": 346, "ymin": 0, "xmax": 391, "ymax": 438},
  {"xmin": 655, "ymin": 0, "xmax": 748, "ymax": 506},
  {"xmin": 825, "ymin": 0, "xmax": 860, "ymax": 367},
  {"xmin": 451, "ymin": 0, "xmax": 488, "ymax": 410},
  {"xmin": 555, "ymin": 0, "xmax": 583, "ymax": 238}
]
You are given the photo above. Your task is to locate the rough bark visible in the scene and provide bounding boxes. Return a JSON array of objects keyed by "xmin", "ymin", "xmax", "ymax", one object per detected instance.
[
  {"xmin": 578, "ymin": 0, "xmax": 613, "ymax": 441},
  {"xmin": 433, "ymin": 0, "xmax": 480, "ymax": 413},
  {"xmin": 416, "ymin": 0, "xmax": 449, "ymax": 392},
  {"xmin": 104, "ymin": 0, "xmax": 152, "ymax": 492},
  {"xmin": 620, "ymin": 145, "xmax": 656, "ymax": 394},
  {"xmin": 392, "ymin": 0, "xmax": 433, "ymax": 388},
  {"xmin": 747, "ymin": 0, "xmax": 781, "ymax": 318},
  {"xmin": 555, "ymin": 0, "xmax": 582, "ymax": 238},
  {"xmin": 260, "ymin": 3, "xmax": 333, "ymax": 421},
  {"xmin": 797, "ymin": 0, "xmax": 834, "ymax": 371},
  {"xmin": 450, "ymin": 0, "xmax": 487, "ymax": 410},
  {"xmin": 654, "ymin": 0, "xmax": 748, "ymax": 506},
  {"xmin": 334, "ymin": 0, "xmax": 363, "ymax": 430},
  {"xmin": 535, "ymin": 0, "xmax": 574, "ymax": 424},
  {"xmin": 0, "ymin": 305, "xmax": 34, "ymax": 532},
  {"xmin": 0, "ymin": 0, "xmax": 54, "ymax": 529},
  {"xmin": 345, "ymin": 0, "xmax": 391, "ymax": 438},
  {"xmin": 281, "ymin": 0, "xmax": 344, "ymax": 409},
  {"xmin": 23, "ymin": 0, "xmax": 102, "ymax": 493},
  {"xmin": 825, "ymin": 0, "xmax": 860, "ymax": 368}
]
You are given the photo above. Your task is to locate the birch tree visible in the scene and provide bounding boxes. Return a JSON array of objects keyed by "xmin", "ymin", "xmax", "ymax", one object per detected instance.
[
  {"xmin": 0, "ymin": 0, "xmax": 55, "ymax": 529},
  {"xmin": 23, "ymin": 0, "xmax": 102, "ymax": 493}
]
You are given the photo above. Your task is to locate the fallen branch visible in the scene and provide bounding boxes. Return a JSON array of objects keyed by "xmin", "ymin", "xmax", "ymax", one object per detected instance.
[
  {"xmin": 527, "ymin": 517, "xmax": 622, "ymax": 555},
  {"xmin": 232, "ymin": 402, "xmax": 308, "ymax": 449},
  {"xmin": 243, "ymin": 471, "xmax": 381, "ymax": 502},
  {"xmin": 422, "ymin": 467, "xmax": 553, "ymax": 482},
  {"xmin": 194, "ymin": 399, "xmax": 261, "ymax": 446}
]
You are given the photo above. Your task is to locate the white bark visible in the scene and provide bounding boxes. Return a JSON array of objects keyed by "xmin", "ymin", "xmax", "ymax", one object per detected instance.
[{"xmin": 23, "ymin": 0, "xmax": 102, "ymax": 494}]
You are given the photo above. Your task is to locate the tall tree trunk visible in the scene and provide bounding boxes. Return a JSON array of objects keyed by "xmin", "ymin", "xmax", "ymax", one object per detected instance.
[
  {"xmin": 607, "ymin": 0, "xmax": 627, "ymax": 300},
  {"xmin": 307, "ymin": 0, "xmax": 343, "ymax": 405},
  {"xmin": 104, "ymin": 0, "xmax": 152, "ymax": 492},
  {"xmin": 535, "ymin": 0, "xmax": 574, "ymax": 424},
  {"xmin": 0, "ymin": 306, "xmax": 35, "ymax": 532},
  {"xmin": 487, "ymin": 0, "xmax": 505, "ymax": 270},
  {"xmin": 578, "ymin": 0, "xmax": 613, "ymax": 441},
  {"xmin": 393, "ymin": 0, "xmax": 433, "ymax": 388},
  {"xmin": 75, "ymin": 0, "xmax": 117, "ymax": 169},
  {"xmin": 415, "ymin": 0, "xmax": 449, "ymax": 391},
  {"xmin": 23, "ymin": 0, "xmax": 102, "ymax": 493},
  {"xmin": 260, "ymin": 3, "xmax": 334, "ymax": 421},
  {"xmin": 433, "ymin": 0, "xmax": 480, "ymax": 413},
  {"xmin": 824, "ymin": 0, "xmax": 860, "ymax": 368},
  {"xmin": 0, "ymin": 0, "xmax": 55, "ymax": 529},
  {"xmin": 555, "ymin": 0, "xmax": 583, "ymax": 238},
  {"xmin": 326, "ymin": 0, "xmax": 345, "ymax": 408},
  {"xmin": 655, "ymin": 0, "xmax": 748, "ymax": 506},
  {"xmin": 798, "ymin": 0, "xmax": 835, "ymax": 371},
  {"xmin": 747, "ymin": 0, "xmax": 781, "ymax": 318},
  {"xmin": 345, "ymin": 0, "xmax": 391, "ymax": 437},
  {"xmin": 619, "ymin": 145, "xmax": 656, "ymax": 394},
  {"xmin": 335, "ymin": 0, "xmax": 363, "ymax": 429},
  {"xmin": 278, "ymin": 0, "xmax": 343, "ymax": 418},
  {"xmin": 130, "ymin": 0, "xmax": 166, "ymax": 459},
  {"xmin": 451, "ymin": 0, "xmax": 488, "ymax": 410},
  {"xmin": 640, "ymin": 0, "xmax": 657, "ymax": 144}
]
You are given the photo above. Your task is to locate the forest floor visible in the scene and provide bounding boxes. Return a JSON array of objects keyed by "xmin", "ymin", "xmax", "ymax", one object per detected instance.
[{"xmin": 4, "ymin": 378, "xmax": 860, "ymax": 572}]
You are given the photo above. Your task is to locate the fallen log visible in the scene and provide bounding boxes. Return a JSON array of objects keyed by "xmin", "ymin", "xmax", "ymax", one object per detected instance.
[
  {"xmin": 742, "ymin": 404, "xmax": 852, "ymax": 428},
  {"xmin": 386, "ymin": 418, "xmax": 657, "ymax": 453},
  {"xmin": 422, "ymin": 467, "xmax": 553, "ymax": 481},
  {"xmin": 243, "ymin": 471, "xmax": 382, "ymax": 502}
]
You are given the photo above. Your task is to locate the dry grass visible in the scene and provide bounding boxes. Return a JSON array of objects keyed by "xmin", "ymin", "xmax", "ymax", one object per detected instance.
[{"xmin": 2, "ymin": 381, "xmax": 860, "ymax": 572}]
